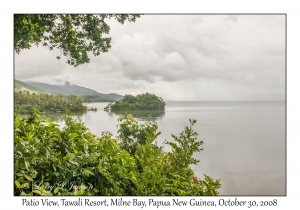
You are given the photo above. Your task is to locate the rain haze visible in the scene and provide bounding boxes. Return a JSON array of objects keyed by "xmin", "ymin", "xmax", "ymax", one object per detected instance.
[{"xmin": 15, "ymin": 15, "xmax": 285, "ymax": 101}]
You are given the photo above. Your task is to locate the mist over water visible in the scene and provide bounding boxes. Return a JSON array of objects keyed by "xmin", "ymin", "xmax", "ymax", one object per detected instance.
[{"xmin": 44, "ymin": 101, "xmax": 286, "ymax": 196}]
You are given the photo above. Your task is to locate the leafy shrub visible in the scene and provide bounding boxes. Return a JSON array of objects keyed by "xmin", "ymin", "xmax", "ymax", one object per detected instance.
[{"xmin": 14, "ymin": 109, "xmax": 220, "ymax": 196}]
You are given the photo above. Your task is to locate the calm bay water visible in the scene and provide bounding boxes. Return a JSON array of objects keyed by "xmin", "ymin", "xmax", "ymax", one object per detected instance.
[{"xmin": 44, "ymin": 101, "xmax": 286, "ymax": 196}]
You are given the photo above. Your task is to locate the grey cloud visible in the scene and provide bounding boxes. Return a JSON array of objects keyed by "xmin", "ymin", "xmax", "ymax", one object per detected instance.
[
  {"xmin": 149, "ymin": 52, "xmax": 189, "ymax": 81},
  {"xmin": 15, "ymin": 15, "xmax": 285, "ymax": 101},
  {"xmin": 15, "ymin": 46, "xmax": 68, "ymax": 79},
  {"xmin": 105, "ymin": 15, "xmax": 285, "ymax": 89}
]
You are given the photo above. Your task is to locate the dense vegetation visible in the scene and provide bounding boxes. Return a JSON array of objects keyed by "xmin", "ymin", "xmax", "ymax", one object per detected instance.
[
  {"xmin": 14, "ymin": 90, "xmax": 86, "ymax": 113},
  {"xmin": 15, "ymin": 79, "xmax": 120, "ymax": 103},
  {"xmin": 14, "ymin": 110, "xmax": 221, "ymax": 196},
  {"xmin": 105, "ymin": 93, "xmax": 166, "ymax": 111}
]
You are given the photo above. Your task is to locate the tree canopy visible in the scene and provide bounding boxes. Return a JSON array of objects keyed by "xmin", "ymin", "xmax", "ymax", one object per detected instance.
[
  {"xmin": 14, "ymin": 14, "xmax": 141, "ymax": 66},
  {"xmin": 105, "ymin": 92, "xmax": 166, "ymax": 111},
  {"xmin": 14, "ymin": 90, "xmax": 86, "ymax": 113},
  {"xmin": 14, "ymin": 111, "xmax": 221, "ymax": 196}
]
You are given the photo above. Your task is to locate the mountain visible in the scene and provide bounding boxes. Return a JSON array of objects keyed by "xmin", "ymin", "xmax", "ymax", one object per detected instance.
[
  {"xmin": 14, "ymin": 79, "xmax": 49, "ymax": 94},
  {"xmin": 23, "ymin": 80, "xmax": 123, "ymax": 100}
]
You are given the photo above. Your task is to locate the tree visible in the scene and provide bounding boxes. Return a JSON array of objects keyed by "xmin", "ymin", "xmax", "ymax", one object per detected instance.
[
  {"xmin": 105, "ymin": 92, "xmax": 166, "ymax": 111},
  {"xmin": 14, "ymin": 14, "xmax": 141, "ymax": 67},
  {"xmin": 14, "ymin": 110, "xmax": 221, "ymax": 196}
]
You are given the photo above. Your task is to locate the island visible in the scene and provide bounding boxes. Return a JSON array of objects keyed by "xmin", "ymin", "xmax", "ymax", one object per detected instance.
[{"xmin": 104, "ymin": 92, "xmax": 166, "ymax": 111}]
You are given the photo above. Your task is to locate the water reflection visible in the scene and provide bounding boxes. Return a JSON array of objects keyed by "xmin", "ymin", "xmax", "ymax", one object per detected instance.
[
  {"xmin": 107, "ymin": 109, "xmax": 165, "ymax": 121},
  {"xmin": 21, "ymin": 111, "xmax": 85, "ymax": 123},
  {"xmin": 46, "ymin": 112, "xmax": 85, "ymax": 122}
]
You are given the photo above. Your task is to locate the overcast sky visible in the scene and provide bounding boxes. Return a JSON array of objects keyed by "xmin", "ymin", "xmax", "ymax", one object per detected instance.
[{"xmin": 15, "ymin": 15, "xmax": 285, "ymax": 101}]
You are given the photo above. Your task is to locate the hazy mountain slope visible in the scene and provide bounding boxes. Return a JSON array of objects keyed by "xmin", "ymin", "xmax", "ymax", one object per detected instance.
[
  {"xmin": 24, "ymin": 81, "xmax": 123, "ymax": 100},
  {"xmin": 14, "ymin": 79, "xmax": 48, "ymax": 94}
]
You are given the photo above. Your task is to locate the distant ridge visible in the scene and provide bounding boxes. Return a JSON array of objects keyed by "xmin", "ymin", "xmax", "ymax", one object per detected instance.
[
  {"xmin": 19, "ymin": 80, "xmax": 123, "ymax": 100},
  {"xmin": 14, "ymin": 79, "xmax": 49, "ymax": 94}
]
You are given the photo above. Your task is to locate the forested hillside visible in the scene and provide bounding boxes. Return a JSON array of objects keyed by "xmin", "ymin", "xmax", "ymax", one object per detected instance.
[
  {"xmin": 14, "ymin": 90, "xmax": 86, "ymax": 113},
  {"xmin": 25, "ymin": 81, "xmax": 122, "ymax": 100},
  {"xmin": 15, "ymin": 79, "xmax": 121, "ymax": 106},
  {"xmin": 14, "ymin": 80, "xmax": 47, "ymax": 94}
]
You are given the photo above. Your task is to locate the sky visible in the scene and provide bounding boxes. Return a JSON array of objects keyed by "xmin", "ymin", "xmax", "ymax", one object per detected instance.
[{"xmin": 14, "ymin": 15, "xmax": 286, "ymax": 101}]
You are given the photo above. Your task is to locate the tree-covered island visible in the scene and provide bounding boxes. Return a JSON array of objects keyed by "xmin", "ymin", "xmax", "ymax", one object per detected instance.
[{"xmin": 104, "ymin": 92, "xmax": 166, "ymax": 111}]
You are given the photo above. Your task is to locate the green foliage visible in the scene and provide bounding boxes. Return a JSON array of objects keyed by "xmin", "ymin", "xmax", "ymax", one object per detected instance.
[
  {"xmin": 14, "ymin": 14, "xmax": 141, "ymax": 67},
  {"xmin": 106, "ymin": 92, "xmax": 166, "ymax": 111},
  {"xmin": 165, "ymin": 119, "xmax": 203, "ymax": 168},
  {"xmin": 116, "ymin": 114, "xmax": 161, "ymax": 155},
  {"xmin": 14, "ymin": 90, "xmax": 86, "ymax": 113},
  {"xmin": 14, "ymin": 110, "xmax": 220, "ymax": 196}
]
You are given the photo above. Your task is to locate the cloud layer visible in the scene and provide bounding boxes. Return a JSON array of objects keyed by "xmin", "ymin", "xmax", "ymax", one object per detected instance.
[{"xmin": 15, "ymin": 15, "xmax": 285, "ymax": 101}]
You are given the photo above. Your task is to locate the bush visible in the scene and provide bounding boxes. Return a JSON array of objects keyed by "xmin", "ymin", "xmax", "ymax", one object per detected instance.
[{"xmin": 14, "ymin": 110, "xmax": 221, "ymax": 196}]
